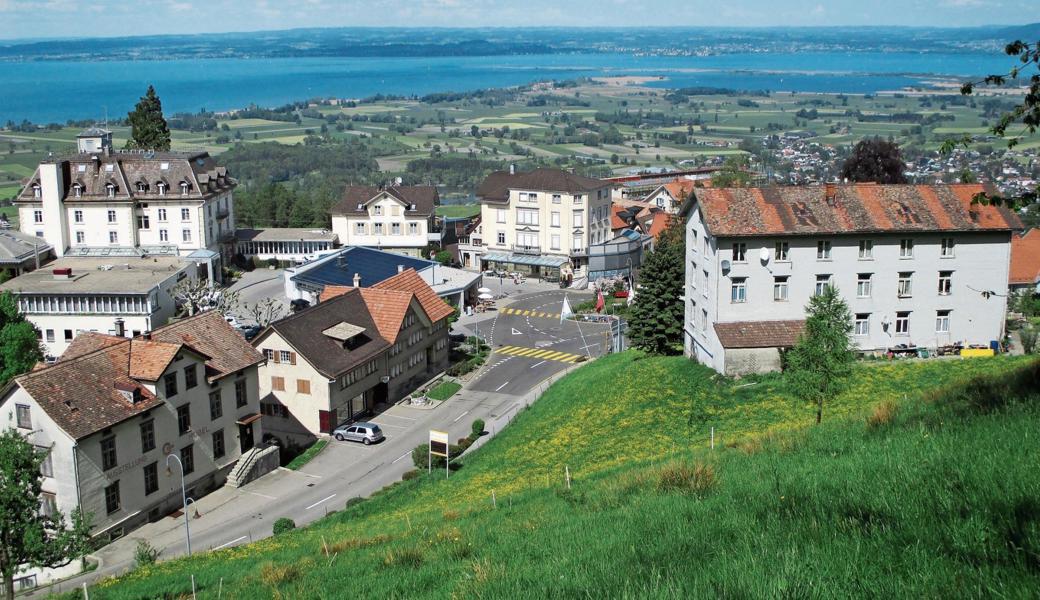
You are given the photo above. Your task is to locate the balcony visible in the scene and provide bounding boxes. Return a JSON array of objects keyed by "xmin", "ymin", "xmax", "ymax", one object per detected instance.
[
  {"xmin": 570, "ymin": 248, "xmax": 588, "ymax": 258},
  {"xmin": 216, "ymin": 207, "xmax": 230, "ymax": 220},
  {"xmin": 511, "ymin": 243, "xmax": 541, "ymax": 255}
]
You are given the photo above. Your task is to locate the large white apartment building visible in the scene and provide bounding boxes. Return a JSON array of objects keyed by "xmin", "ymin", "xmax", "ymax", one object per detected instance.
[
  {"xmin": 330, "ymin": 186, "xmax": 438, "ymax": 257},
  {"xmin": 15, "ymin": 128, "xmax": 236, "ymax": 281},
  {"xmin": 681, "ymin": 183, "xmax": 1019, "ymax": 376},
  {"xmin": 0, "ymin": 311, "xmax": 263, "ymax": 550},
  {"xmin": 0, "ymin": 255, "xmax": 195, "ymax": 359},
  {"xmin": 475, "ymin": 168, "xmax": 612, "ymax": 278}
]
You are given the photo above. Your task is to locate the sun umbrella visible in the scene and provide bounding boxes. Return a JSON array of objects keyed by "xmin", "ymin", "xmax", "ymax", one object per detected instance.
[
  {"xmin": 477, "ymin": 287, "xmax": 492, "ymax": 294},
  {"xmin": 478, "ymin": 293, "xmax": 494, "ymax": 300}
]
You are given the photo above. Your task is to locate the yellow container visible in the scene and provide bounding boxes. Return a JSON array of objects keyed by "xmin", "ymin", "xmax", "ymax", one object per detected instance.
[{"xmin": 960, "ymin": 348, "xmax": 995, "ymax": 357}]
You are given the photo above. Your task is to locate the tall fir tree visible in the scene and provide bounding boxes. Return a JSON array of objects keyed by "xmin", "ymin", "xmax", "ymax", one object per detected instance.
[
  {"xmin": 126, "ymin": 85, "xmax": 171, "ymax": 151},
  {"xmin": 784, "ymin": 285, "xmax": 855, "ymax": 424},
  {"xmin": 628, "ymin": 215, "xmax": 685, "ymax": 355}
]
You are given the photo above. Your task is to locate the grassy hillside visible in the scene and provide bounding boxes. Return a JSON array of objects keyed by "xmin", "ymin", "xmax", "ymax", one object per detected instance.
[{"xmin": 74, "ymin": 353, "xmax": 1040, "ymax": 598}]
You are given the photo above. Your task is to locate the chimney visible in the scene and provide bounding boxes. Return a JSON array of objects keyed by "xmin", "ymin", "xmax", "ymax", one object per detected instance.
[
  {"xmin": 825, "ymin": 182, "xmax": 837, "ymax": 206},
  {"xmin": 509, "ymin": 164, "xmax": 515, "ymax": 175},
  {"xmin": 398, "ymin": 264, "xmax": 404, "ymax": 273},
  {"xmin": 114, "ymin": 318, "xmax": 125, "ymax": 337},
  {"xmin": 52, "ymin": 267, "xmax": 72, "ymax": 279},
  {"xmin": 353, "ymin": 273, "xmax": 361, "ymax": 287}
]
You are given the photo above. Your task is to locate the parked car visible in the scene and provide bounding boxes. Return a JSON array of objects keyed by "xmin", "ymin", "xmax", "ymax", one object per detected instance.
[
  {"xmin": 290, "ymin": 299, "xmax": 310, "ymax": 313},
  {"xmin": 332, "ymin": 422, "xmax": 385, "ymax": 445}
]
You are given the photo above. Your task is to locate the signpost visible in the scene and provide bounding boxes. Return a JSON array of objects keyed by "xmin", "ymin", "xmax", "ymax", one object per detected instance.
[{"xmin": 429, "ymin": 430, "xmax": 450, "ymax": 478}]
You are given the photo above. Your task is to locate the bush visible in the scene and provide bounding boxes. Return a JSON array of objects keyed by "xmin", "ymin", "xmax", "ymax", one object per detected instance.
[
  {"xmin": 345, "ymin": 496, "xmax": 365, "ymax": 508},
  {"xmin": 273, "ymin": 517, "xmax": 296, "ymax": 535},
  {"xmin": 411, "ymin": 443, "xmax": 464, "ymax": 470},
  {"xmin": 133, "ymin": 539, "xmax": 160, "ymax": 567},
  {"xmin": 402, "ymin": 469, "xmax": 421, "ymax": 481},
  {"xmin": 471, "ymin": 419, "xmax": 485, "ymax": 438},
  {"xmin": 1021, "ymin": 326, "xmax": 1038, "ymax": 354}
]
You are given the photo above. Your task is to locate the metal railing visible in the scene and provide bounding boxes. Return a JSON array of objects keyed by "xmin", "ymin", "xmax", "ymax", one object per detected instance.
[{"xmin": 511, "ymin": 243, "xmax": 541, "ymax": 255}]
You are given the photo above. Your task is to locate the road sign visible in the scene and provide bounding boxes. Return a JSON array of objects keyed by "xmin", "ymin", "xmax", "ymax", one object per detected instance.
[{"xmin": 429, "ymin": 430, "xmax": 449, "ymax": 457}]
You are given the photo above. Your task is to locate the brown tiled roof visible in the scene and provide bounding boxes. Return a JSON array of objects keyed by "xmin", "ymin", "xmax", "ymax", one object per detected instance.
[
  {"xmin": 714, "ymin": 320, "xmax": 806, "ymax": 349},
  {"xmin": 330, "ymin": 186, "xmax": 438, "ymax": 216},
  {"xmin": 126, "ymin": 339, "xmax": 184, "ymax": 381},
  {"xmin": 693, "ymin": 184, "xmax": 1021, "ymax": 237},
  {"xmin": 261, "ymin": 289, "xmax": 391, "ymax": 379},
  {"xmin": 1010, "ymin": 229, "xmax": 1040, "ymax": 285},
  {"xmin": 476, "ymin": 168, "xmax": 607, "ymax": 203},
  {"xmin": 59, "ymin": 332, "xmax": 125, "ymax": 361},
  {"xmin": 150, "ymin": 310, "xmax": 264, "ymax": 382},
  {"xmin": 373, "ymin": 268, "xmax": 454, "ymax": 322}
]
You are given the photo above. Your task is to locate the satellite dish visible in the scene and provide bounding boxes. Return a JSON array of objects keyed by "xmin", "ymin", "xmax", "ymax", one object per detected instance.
[
  {"xmin": 720, "ymin": 259, "xmax": 731, "ymax": 272},
  {"xmin": 759, "ymin": 247, "xmax": 770, "ymax": 263}
]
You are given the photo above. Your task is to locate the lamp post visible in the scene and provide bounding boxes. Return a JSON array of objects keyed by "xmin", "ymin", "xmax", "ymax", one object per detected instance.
[{"xmin": 165, "ymin": 453, "xmax": 192, "ymax": 556}]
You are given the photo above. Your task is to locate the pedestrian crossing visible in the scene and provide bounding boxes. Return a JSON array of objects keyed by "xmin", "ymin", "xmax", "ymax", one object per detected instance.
[
  {"xmin": 500, "ymin": 307, "xmax": 562, "ymax": 319},
  {"xmin": 495, "ymin": 345, "xmax": 585, "ymax": 363}
]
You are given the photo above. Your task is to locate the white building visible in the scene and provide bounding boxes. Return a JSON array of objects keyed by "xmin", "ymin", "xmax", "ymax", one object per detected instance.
[
  {"xmin": 475, "ymin": 168, "xmax": 612, "ymax": 278},
  {"xmin": 0, "ymin": 255, "xmax": 196, "ymax": 359},
  {"xmin": 330, "ymin": 186, "xmax": 438, "ymax": 258},
  {"xmin": 14, "ymin": 128, "xmax": 236, "ymax": 281},
  {"xmin": 0, "ymin": 312, "xmax": 263, "ymax": 582},
  {"xmin": 681, "ymin": 183, "xmax": 1019, "ymax": 376},
  {"xmin": 235, "ymin": 228, "xmax": 338, "ymax": 264}
]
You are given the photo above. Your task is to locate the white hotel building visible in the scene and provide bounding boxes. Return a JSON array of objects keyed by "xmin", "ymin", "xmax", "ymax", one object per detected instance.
[
  {"xmin": 330, "ymin": 185, "xmax": 439, "ymax": 258},
  {"xmin": 681, "ymin": 184, "xmax": 1019, "ymax": 376}
]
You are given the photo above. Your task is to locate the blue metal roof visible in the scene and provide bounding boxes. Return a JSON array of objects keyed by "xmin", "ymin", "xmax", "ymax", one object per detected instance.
[
  {"xmin": 482, "ymin": 252, "xmax": 570, "ymax": 268},
  {"xmin": 292, "ymin": 246, "xmax": 433, "ymax": 290}
]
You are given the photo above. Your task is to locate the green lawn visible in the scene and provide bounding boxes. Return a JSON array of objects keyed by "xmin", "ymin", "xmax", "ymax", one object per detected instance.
[
  {"xmin": 71, "ymin": 352, "xmax": 1040, "ymax": 599},
  {"xmin": 425, "ymin": 380, "xmax": 462, "ymax": 401},
  {"xmin": 435, "ymin": 204, "xmax": 480, "ymax": 218},
  {"xmin": 285, "ymin": 440, "xmax": 328, "ymax": 470}
]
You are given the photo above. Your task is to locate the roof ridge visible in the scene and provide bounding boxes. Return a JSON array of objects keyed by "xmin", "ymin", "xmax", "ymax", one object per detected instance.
[
  {"xmin": 18, "ymin": 337, "xmax": 130, "ymax": 381},
  {"xmin": 275, "ymin": 288, "xmax": 360, "ymax": 327}
]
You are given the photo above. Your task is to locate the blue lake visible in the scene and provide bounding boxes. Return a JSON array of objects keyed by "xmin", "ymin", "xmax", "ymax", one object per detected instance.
[{"xmin": 0, "ymin": 51, "xmax": 1015, "ymax": 123}]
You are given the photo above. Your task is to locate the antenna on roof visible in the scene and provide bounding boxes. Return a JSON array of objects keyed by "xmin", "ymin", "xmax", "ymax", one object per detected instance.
[{"xmin": 103, "ymin": 106, "xmax": 108, "ymax": 130}]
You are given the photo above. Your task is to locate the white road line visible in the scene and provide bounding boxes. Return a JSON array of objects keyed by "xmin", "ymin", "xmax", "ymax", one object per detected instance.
[
  {"xmin": 529, "ymin": 360, "xmax": 547, "ymax": 368},
  {"xmin": 453, "ymin": 410, "xmax": 470, "ymax": 423},
  {"xmin": 379, "ymin": 413, "xmax": 417, "ymax": 422},
  {"xmin": 495, "ymin": 381, "xmax": 510, "ymax": 392},
  {"xmin": 246, "ymin": 491, "xmax": 277, "ymax": 499},
  {"xmin": 306, "ymin": 494, "xmax": 337, "ymax": 510},
  {"xmin": 392, "ymin": 451, "xmax": 412, "ymax": 464},
  {"xmin": 214, "ymin": 535, "xmax": 247, "ymax": 550},
  {"xmin": 371, "ymin": 422, "xmax": 407, "ymax": 429}
]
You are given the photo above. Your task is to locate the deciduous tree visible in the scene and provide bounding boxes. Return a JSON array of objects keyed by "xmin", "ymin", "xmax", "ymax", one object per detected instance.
[
  {"xmin": 0, "ymin": 292, "xmax": 41, "ymax": 385},
  {"xmin": 628, "ymin": 216, "xmax": 685, "ymax": 355},
  {"xmin": 126, "ymin": 85, "xmax": 171, "ymax": 151},
  {"xmin": 839, "ymin": 137, "xmax": 907, "ymax": 184}
]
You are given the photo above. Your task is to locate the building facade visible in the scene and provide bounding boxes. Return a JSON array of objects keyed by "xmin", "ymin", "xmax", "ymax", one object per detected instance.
[
  {"xmin": 476, "ymin": 168, "xmax": 612, "ymax": 278},
  {"xmin": 235, "ymin": 228, "xmax": 338, "ymax": 264},
  {"xmin": 0, "ymin": 312, "xmax": 263, "ymax": 547},
  {"xmin": 682, "ymin": 184, "xmax": 1019, "ymax": 376},
  {"xmin": 330, "ymin": 186, "xmax": 438, "ymax": 257},
  {"xmin": 15, "ymin": 128, "xmax": 236, "ymax": 279}
]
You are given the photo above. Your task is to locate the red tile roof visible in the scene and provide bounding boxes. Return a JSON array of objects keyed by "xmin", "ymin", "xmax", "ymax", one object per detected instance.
[
  {"xmin": 373, "ymin": 268, "xmax": 455, "ymax": 322},
  {"xmin": 646, "ymin": 213, "xmax": 675, "ymax": 241},
  {"xmin": 59, "ymin": 332, "xmax": 125, "ymax": 361},
  {"xmin": 610, "ymin": 204, "xmax": 629, "ymax": 230},
  {"xmin": 126, "ymin": 339, "xmax": 184, "ymax": 381},
  {"xmin": 714, "ymin": 320, "xmax": 806, "ymax": 349},
  {"xmin": 662, "ymin": 179, "xmax": 696, "ymax": 203},
  {"xmin": 150, "ymin": 310, "xmax": 264, "ymax": 382},
  {"xmin": 1010, "ymin": 228, "xmax": 1040, "ymax": 285},
  {"xmin": 358, "ymin": 288, "xmax": 414, "ymax": 343},
  {"xmin": 319, "ymin": 285, "xmax": 354, "ymax": 303},
  {"xmin": 693, "ymin": 184, "xmax": 1021, "ymax": 237}
]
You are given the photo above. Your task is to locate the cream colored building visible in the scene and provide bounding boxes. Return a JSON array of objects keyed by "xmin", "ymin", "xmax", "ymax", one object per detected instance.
[
  {"xmin": 330, "ymin": 186, "xmax": 439, "ymax": 258},
  {"xmin": 475, "ymin": 168, "xmax": 612, "ymax": 277}
]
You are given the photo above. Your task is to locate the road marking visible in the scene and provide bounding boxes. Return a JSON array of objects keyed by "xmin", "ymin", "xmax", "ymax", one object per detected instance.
[
  {"xmin": 246, "ymin": 491, "xmax": 278, "ymax": 499},
  {"xmin": 496, "ymin": 345, "xmax": 583, "ymax": 363},
  {"xmin": 214, "ymin": 535, "xmax": 248, "ymax": 550},
  {"xmin": 306, "ymin": 494, "xmax": 337, "ymax": 510},
  {"xmin": 530, "ymin": 360, "xmax": 547, "ymax": 368},
  {"xmin": 378, "ymin": 413, "xmax": 417, "ymax": 422},
  {"xmin": 392, "ymin": 451, "xmax": 412, "ymax": 464},
  {"xmin": 371, "ymin": 421, "xmax": 407, "ymax": 429},
  {"xmin": 453, "ymin": 410, "xmax": 470, "ymax": 423},
  {"xmin": 511, "ymin": 327, "xmax": 522, "ymax": 335},
  {"xmin": 495, "ymin": 381, "xmax": 510, "ymax": 392}
]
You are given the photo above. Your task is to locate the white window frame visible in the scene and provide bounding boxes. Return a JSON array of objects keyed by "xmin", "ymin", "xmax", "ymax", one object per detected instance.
[
  {"xmin": 816, "ymin": 240, "xmax": 831, "ymax": 260},
  {"xmin": 496, "ymin": 209, "xmax": 506, "ymax": 224},
  {"xmin": 551, "ymin": 211, "xmax": 560, "ymax": 227},
  {"xmin": 497, "ymin": 232, "xmax": 506, "ymax": 245},
  {"xmin": 895, "ymin": 312, "xmax": 911, "ymax": 335},
  {"xmin": 899, "ymin": 238, "xmax": 914, "ymax": 259},
  {"xmin": 773, "ymin": 276, "xmax": 789, "ymax": 302},
  {"xmin": 731, "ymin": 277, "xmax": 747, "ymax": 303},
  {"xmin": 938, "ymin": 271, "xmax": 952, "ymax": 296},
  {"xmin": 732, "ymin": 243, "xmax": 747, "ymax": 263},
  {"xmin": 854, "ymin": 314, "xmax": 870, "ymax": 336},
  {"xmin": 814, "ymin": 274, "xmax": 831, "ymax": 296},
  {"xmin": 774, "ymin": 241, "xmax": 789, "ymax": 261},
  {"xmin": 74, "ymin": 210, "xmax": 83, "ymax": 223},
  {"xmin": 858, "ymin": 239, "xmax": 873, "ymax": 259},
  {"xmin": 940, "ymin": 237, "xmax": 955, "ymax": 258},
  {"xmin": 936, "ymin": 310, "xmax": 951, "ymax": 333},
  {"xmin": 857, "ymin": 273, "xmax": 872, "ymax": 298},
  {"xmin": 897, "ymin": 272, "xmax": 913, "ymax": 298}
]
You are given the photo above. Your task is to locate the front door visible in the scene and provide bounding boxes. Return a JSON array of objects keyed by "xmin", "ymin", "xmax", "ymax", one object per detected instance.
[{"xmin": 238, "ymin": 423, "xmax": 255, "ymax": 453}]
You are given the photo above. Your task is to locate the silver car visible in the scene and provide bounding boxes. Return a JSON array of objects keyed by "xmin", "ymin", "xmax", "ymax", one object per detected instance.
[{"xmin": 332, "ymin": 422, "xmax": 384, "ymax": 445}]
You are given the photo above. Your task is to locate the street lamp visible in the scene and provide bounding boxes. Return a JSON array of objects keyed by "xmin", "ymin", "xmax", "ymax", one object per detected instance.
[{"xmin": 165, "ymin": 453, "xmax": 192, "ymax": 556}]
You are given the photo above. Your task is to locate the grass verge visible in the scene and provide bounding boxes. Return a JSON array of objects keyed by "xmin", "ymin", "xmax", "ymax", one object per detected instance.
[
  {"xmin": 284, "ymin": 439, "xmax": 328, "ymax": 471},
  {"xmin": 426, "ymin": 380, "xmax": 462, "ymax": 401}
]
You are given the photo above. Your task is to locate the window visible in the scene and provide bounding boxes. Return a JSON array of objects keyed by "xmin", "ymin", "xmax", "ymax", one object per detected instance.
[
  {"xmin": 572, "ymin": 234, "xmax": 583, "ymax": 251},
  {"xmin": 235, "ymin": 379, "xmax": 247, "ymax": 408},
  {"xmin": 898, "ymin": 272, "xmax": 913, "ymax": 298},
  {"xmin": 517, "ymin": 208, "xmax": 539, "ymax": 226},
  {"xmin": 35, "ymin": 230, "xmax": 43, "ymax": 239},
  {"xmin": 15, "ymin": 404, "xmax": 31, "ymax": 429},
  {"xmin": 496, "ymin": 209, "xmax": 506, "ymax": 223},
  {"xmin": 182, "ymin": 229, "xmax": 192, "ymax": 243},
  {"xmin": 107, "ymin": 210, "xmax": 116, "ymax": 223},
  {"xmin": 33, "ymin": 210, "xmax": 42, "ymax": 224},
  {"xmin": 180, "ymin": 444, "xmax": 194, "ymax": 475},
  {"xmin": 212, "ymin": 430, "xmax": 226, "ymax": 460},
  {"xmin": 158, "ymin": 182, "xmax": 167, "ymax": 196},
  {"xmin": 209, "ymin": 390, "xmax": 222, "ymax": 420},
  {"xmin": 296, "ymin": 379, "xmax": 311, "ymax": 394},
  {"xmin": 45, "ymin": 329, "xmax": 54, "ymax": 343},
  {"xmin": 895, "ymin": 312, "xmax": 910, "ymax": 335},
  {"xmin": 391, "ymin": 223, "xmax": 401, "ymax": 235},
  {"xmin": 373, "ymin": 223, "xmax": 384, "ymax": 235},
  {"xmin": 552, "ymin": 194, "xmax": 562, "ymax": 204},
  {"xmin": 938, "ymin": 271, "xmax": 953, "ymax": 296},
  {"xmin": 899, "ymin": 238, "xmax": 914, "ymax": 258},
  {"xmin": 104, "ymin": 481, "xmax": 120, "ymax": 515},
  {"xmin": 184, "ymin": 364, "xmax": 197, "ymax": 390},
  {"xmin": 280, "ymin": 350, "xmax": 293, "ymax": 364},
  {"xmin": 74, "ymin": 210, "xmax": 84, "ymax": 223},
  {"xmin": 271, "ymin": 376, "xmax": 285, "ymax": 391},
  {"xmin": 551, "ymin": 211, "xmax": 560, "ymax": 227},
  {"xmin": 731, "ymin": 277, "xmax": 747, "ymax": 303},
  {"xmin": 33, "ymin": 185, "xmax": 40, "ymax": 199},
  {"xmin": 159, "ymin": 229, "xmax": 168, "ymax": 242},
  {"xmin": 177, "ymin": 404, "xmax": 191, "ymax": 435},
  {"xmin": 36, "ymin": 446, "xmax": 52, "ymax": 478},
  {"xmin": 817, "ymin": 240, "xmax": 831, "ymax": 260},
  {"xmin": 76, "ymin": 231, "xmax": 85, "ymax": 243},
  {"xmin": 41, "ymin": 493, "xmax": 56, "ymax": 519},
  {"xmin": 936, "ymin": 310, "xmax": 951, "ymax": 333},
  {"xmin": 140, "ymin": 420, "xmax": 155, "ymax": 453},
  {"xmin": 101, "ymin": 435, "xmax": 117, "ymax": 471},
  {"xmin": 371, "ymin": 205, "xmax": 383, "ymax": 217},
  {"xmin": 855, "ymin": 314, "xmax": 870, "ymax": 336},
  {"xmin": 815, "ymin": 274, "xmax": 831, "ymax": 296},
  {"xmin": 108, "ymin": 231, "xmax": 118, "ymax": 244},
  {"xmin": 773, "ymin": 276, "xmax": 789, "ymax": 302},
  {"xmin": 408, "ymin": 222, "xmax": 418, "ymax": 235},
  {"xmin": 64, "ymin": 329, "xmax": 73, "ymax": 342},
  {"xmin": 181, "ymin": 208, "xmax": 190, "ymax": 221},
  {"xmin": 497, "ymin": 232, "xmax": 506, "ymax": 245},
  {"xmin": 774, "ymin": 241, "xmax": 789, "ymax": 261},
  {"xmin": 941, "ymin": 238, "xmax": 955, "ymax": 258},
  {"xmin": 137, "ymin": 215, "xmax": 150, "ymax": 230},
  {"xmin": 144, "ymin": 462, "xmax": 158, "ymax": 495},
  {"xmin": 572, "ymin": 209, "xmax": 584, "ymax": 225},
  {"xmin": 732, "ymin": 243, "xmax": 747, "ymax": 263},
  {"xmin": 550, "ymin": 234, "xmax": 561, "ymax": 250},
  {"xmin": 517, "ymin": 232, "xmax": 538, "ymax": 249},
  {"xmin": 857, "ymin": 273, "xmax": 872, "ymax": 298},
  {"xmin": 164, "ymin": 372, "xmax": 177, "ymax": 397},
  {"xmin": 157, "ymin": 208, "xmax": 167, "ymax": 221},
  {"xmin": 355, "ymin": 222, "xmax": 366, "ymax": 235}
]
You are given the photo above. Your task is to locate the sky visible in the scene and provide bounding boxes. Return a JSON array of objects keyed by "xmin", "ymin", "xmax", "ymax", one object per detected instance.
[{"xmin": 0, "ymin": 0, "xmax": 1034, "ymax": 40}]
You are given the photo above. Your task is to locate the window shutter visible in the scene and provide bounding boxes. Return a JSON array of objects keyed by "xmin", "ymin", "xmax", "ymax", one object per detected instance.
[
  {"xmin": 272, "ymin": 351, "xmax": 280, "ymax": 364},
  {"xmin": 290, "ymin": 352, "xmax": 297, "ymax": 365}
]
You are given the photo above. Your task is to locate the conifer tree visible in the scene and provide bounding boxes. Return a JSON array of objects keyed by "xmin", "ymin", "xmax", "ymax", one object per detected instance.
[
  {"xmin": 126, "ymin": 85, "xmax": 171, "ymax": 151},
  {"xmin": 784, "ymin": 285, "xmax": 855, "ymax": 424},
  {"xmin": 628, "ymin": 215, "xmax": 685, "ymax": 355}
]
